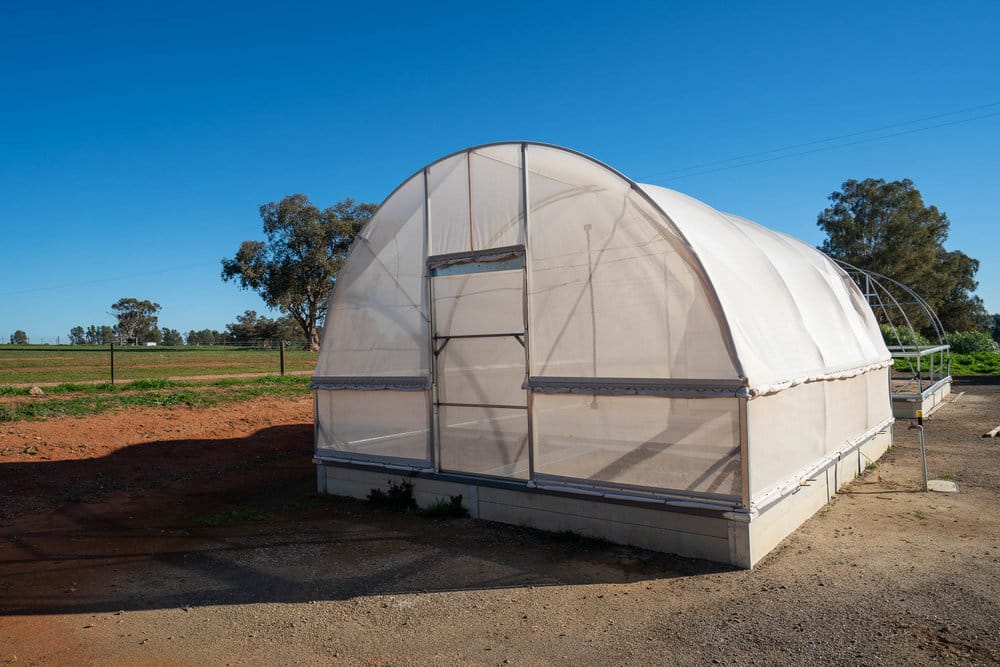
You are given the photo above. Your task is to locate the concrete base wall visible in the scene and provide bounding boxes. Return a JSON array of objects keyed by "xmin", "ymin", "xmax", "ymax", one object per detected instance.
[
  {"xmin": 316, "ymin": 426, "xmax": 893, "ymax": 569},
  {"xmin": 746, "ymin": 427, "xmax": 893, "ymax": 566}
]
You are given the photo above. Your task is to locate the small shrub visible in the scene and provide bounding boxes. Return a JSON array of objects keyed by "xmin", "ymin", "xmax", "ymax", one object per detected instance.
[
  {"xmin": 880, "ymin": 324, "xmax": 929, "ymax": 348},
  {"xmin": 366, "ymin": 478, "xmax": 417, "ymax": 513},
  {"xmin": 943, "ymin": 330, "xmax": 999, "ymax": 354},
  {"xmin": 0, "ymin": 405, "xmax": 14, "ymax": 422},
  {"xmin": 420, "ymin": 495, "xmax": 468, "ymax": 519}
]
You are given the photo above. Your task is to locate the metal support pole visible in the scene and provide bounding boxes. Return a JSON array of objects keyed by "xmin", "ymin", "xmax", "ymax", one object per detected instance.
[
  {"xmin": 910, "ymin": 409, "xmax": 928, "ymax": 492},
  {"xmin": 279, "ymin": 340, "xmax": 286, "ymax": 376},
  {"xmin": 110, "ymin": 341, "xmax": 115, "ymax": 385}
]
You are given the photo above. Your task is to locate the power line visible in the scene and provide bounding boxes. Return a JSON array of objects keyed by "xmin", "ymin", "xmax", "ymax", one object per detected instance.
[{"xmin": 638, "ymin": 102, "xmax": 1000, "ymax": 183}]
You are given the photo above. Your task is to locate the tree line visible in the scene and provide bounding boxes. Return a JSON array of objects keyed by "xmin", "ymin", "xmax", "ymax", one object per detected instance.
[{"xmin": 63, "ymin": 298, "xmax": 311, "ymax": 347}]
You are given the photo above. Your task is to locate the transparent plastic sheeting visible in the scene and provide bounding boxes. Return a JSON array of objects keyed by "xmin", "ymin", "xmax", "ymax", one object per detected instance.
[
  {"xmin": 315, "ymin": 390, "xmax": 429, "ymax": 464},
  {"xmin": 533, "ymin": 394, "xmax": 741, "ymax": 497},
  {"xmin": 438, "ymin": 405, "xmax": 529, "ymax": 478},
  {"xmin": 526, "ymin": 145, "xmax": 738, "ymax": 381},
  {"xmin": 747, "ymin": 367, "xmax": 892, "ymax": 501},
  {"xmin": 316, "ymin": 173, "xmax": 429, "ymax": 378},
  {"xmin": 432, "ymin": 269, "xmax": 523, "ymax": 338},
  {"xmin": 428, "ymin": 145, "xmax": 525, "ymax": 256}
]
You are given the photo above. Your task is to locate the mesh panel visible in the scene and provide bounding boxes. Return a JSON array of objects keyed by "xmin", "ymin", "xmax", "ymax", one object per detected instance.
[
  {"xmin": 533, "ymin": 393, "xmax": 741, "ymax": 497},
  {"xmin": 438, "ymin": 405, "xmax": 529, "ymax": 478},
  {"xmin": 317, "ymin": 173, "xmax": 428, "ymax": 377},
  {"xmin": 525, "ymin": 145, "xmax": 737, "ymax": 380},
  {"xmin": 316, "ymin": 390, "xmax": 429, "ymax": 462}
]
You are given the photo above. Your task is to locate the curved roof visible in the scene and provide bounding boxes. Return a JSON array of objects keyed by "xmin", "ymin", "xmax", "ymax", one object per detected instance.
[
  {"xmin": 637, "ymin": 184, "xmax": 890, "ymax": 393},
  {"xmin": 317, "ymin": 142, "xmax": 889, "ymax": 395}
]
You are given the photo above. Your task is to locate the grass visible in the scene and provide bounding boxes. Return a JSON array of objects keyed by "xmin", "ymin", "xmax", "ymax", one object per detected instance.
[
  {"xmin": 0, "ymin": 344, "xmax": 317, "ymax": 385},
  {"xmin": 892, "ymin": 351, "xmax": 1000, "ymax": 376},
  {"xmin": 0, "ymin": 375, "xmax": 310, "ymax": 422},
  {"xmin": 950, "ymin": 351, "xmax": 1000, "ymax": 375}
]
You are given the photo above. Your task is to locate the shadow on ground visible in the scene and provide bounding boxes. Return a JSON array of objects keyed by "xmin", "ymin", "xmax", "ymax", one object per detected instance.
[{"xmin": 0, "ymin": 425, "xmax": 729, "ymax": 616}]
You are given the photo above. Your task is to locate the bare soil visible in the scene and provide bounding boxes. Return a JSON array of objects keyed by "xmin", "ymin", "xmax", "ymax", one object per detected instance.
[{"xmin": 1, "ymin": 384, "xmax": 999, "ymax": 666}]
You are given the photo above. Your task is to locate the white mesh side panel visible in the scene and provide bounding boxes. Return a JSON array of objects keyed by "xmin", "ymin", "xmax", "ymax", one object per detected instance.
[
  {"xmin": 866, "ymin": 366, "xmax": 892, "ymax": 425},
  {"xmin": 316, "ymin": 390, "xmax": 429, "ymax": 462},
  {"xmin": 471, "ymin": 145, "xmax": 524, "ymax": 251},
  {"xmin": 748, "ymin": 372, "xmax": 884, "ymax": 501},
  {"xmin": 525, "ymin": 145, "xmax": 737, "ymax": 380},
  {"xmin": 747, "ymin": 381, "xmax": 827, "ymax": 500},
  {"xmin": 317, "ymin": 173, "xmax": 428, "ymax": 377},
  {"xmin": 533, "ymin": 394, "xmax": 741, "ymax": 497},
  {"xmin": 428, "ymin": 152, "xmax": 472, "ymax": 256}
]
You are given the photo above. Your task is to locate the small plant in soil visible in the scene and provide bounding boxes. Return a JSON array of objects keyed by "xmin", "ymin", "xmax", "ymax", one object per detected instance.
[
  {"xmin": 366, "ymin": 478, "xmax": 418, "ymax": 513},
  {"xmin": 420, "ymin": 495, "xmax": 468, "ymax": 519}
]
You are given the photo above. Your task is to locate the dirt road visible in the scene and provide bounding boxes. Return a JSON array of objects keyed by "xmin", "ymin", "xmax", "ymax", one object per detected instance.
[{"xmin": 1, "ymin": 386, "xmax": 999, "ymax": 665}]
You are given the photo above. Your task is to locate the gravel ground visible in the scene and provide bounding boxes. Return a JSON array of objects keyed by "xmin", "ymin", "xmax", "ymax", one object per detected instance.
[{"xmin": 1, "ymin": 384, "xmax": 999, "ymax": 665}]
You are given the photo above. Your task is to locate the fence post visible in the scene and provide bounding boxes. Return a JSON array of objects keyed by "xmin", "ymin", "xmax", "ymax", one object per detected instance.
[
  {"xmin": 110, "ymin": 341, "xmax": 115, "ymax": 385},
  {"xmin": 279, "ymin": 340, "xmax": 286, "ymax": 377}
]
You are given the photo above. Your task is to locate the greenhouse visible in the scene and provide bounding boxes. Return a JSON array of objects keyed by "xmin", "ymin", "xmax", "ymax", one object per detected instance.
[{"xmin": 311, "ymin": 142, "xmax": 894, "ymax": 568}]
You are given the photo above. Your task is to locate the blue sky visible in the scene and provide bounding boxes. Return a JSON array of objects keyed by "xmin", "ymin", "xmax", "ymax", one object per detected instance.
[{"xmin": 2, "ymin": 1, "xmax": 998, "ymax": 342}]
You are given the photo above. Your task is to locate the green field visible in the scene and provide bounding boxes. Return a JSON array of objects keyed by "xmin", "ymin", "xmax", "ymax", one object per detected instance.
[
  {"xmin": 892, "ymin": 351, "xmax": 1000, "ymax": 376},
  {"xmin": 0, "ymin": 375, "xmax": 311, "ymax": 422},
  {"xmin": 949, "ymin": 351, "xmax": 1000, "ymax": 375},
  {"xmin": 0, "ymin": 345, "xmax": 317, "ymax": 385}
]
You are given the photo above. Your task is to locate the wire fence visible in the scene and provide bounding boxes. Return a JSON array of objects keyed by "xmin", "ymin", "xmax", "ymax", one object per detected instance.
[{"xmin": 0, "ymin": 342, "xmax": 318, "ymax": 386}]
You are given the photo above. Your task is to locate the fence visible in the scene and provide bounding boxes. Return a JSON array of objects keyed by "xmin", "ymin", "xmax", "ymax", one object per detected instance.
[{"xmin": 0, "ymin": 342, "xmax": 318, "ymax": 386}]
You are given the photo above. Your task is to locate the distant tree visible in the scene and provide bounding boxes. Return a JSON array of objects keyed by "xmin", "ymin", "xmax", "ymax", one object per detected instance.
[
  {"xmin": 110, "ymin": 298, "xmax": 161, "ymax": 344},
  {"xmin": 161, "ymin": 328, "xmax": 184, "ymax": 346},
  {"xmin": 221, "ymin": 195, "xmax": 376, "ymax": 351},
  {"xmin": 275, "ymin": 314, "xmax": 307, "ymax": 345},
  {"xmin": 9, "ymin": 330, "xmax": 28, "ymax": 345},
  {"xmin": 69, "ymin": 326, "xmax": 86, "ymax": 345},
  {"xmin": 817, "ymin": 178, "xmax": 988, "ymax": 333},
  {"xmin": 992, "ymin": 314, "xmax": 1000, "ymax": 344},
  {"xmin": 186, "ymin": 329, "xmax": 223, "ymax": 346},
  {"xmin": 226, "ymin": 310, "xmax": 279, "ymax": 344}
]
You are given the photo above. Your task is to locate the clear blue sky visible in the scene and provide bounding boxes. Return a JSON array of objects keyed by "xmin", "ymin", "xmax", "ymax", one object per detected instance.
[{"xmin": 2, "ymin": 1, "xmax": 998, "ymax": 342}]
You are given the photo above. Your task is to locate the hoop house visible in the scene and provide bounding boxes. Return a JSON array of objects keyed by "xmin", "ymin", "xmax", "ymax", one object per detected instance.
[{"xmin": 312, "ymin": 143, "xmax": 894, "ymax": 567}]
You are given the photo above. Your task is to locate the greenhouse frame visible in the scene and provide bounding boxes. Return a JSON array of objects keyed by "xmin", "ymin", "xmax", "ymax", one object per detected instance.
[{"xmin": 311, "ymin": 142, "xmax": 894, "ymax": 568}]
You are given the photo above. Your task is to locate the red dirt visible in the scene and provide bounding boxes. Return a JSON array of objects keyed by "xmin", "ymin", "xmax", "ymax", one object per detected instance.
[{"xmin": 1, "ymin": 386, "xmax": 999, "ymax": 666}]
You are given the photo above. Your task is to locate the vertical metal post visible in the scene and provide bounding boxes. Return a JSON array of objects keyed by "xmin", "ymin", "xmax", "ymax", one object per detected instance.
[
  {"xmin": 915, "ymin": 410, "xmax": 928, "ymax": 492},
  {"xmin": 521, "ymin": 142, "xmax": 537, "ymax": 483},
  {"xmin": 279, "ymin": 340, "xmax": 286, "ymax": 376},
  {"xmin": 424, "ymin": 167, "xmax": 441, "ymax": 471},
  {"xmin": 110, "ymin": 341, "xmax": 115, "ymax": 385},
  {"xmin": 738, "ymin": 395, "xmax": 751, "ymax": 509}
]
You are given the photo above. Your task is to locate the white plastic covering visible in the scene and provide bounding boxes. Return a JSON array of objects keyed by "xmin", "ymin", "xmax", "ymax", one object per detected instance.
[{"xmin": 314, "ymin": 142, "xmax": 892, "ymax": 506}]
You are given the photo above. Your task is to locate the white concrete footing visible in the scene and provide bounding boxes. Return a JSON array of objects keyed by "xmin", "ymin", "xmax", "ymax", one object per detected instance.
[{"xmin": 316, "ymin": 427, "xmax": 894, "ymax": 569}]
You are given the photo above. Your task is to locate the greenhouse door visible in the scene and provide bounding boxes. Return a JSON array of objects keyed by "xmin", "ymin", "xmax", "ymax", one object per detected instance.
[{"xmin": 431, "ymin": 254, "xmax": 530, "ymax": 479}]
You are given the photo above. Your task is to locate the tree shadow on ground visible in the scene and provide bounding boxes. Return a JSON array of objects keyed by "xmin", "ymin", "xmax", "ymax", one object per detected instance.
[{"xmin": 0, "ymin": 425, "xmax": 731, "ymax": 616}]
